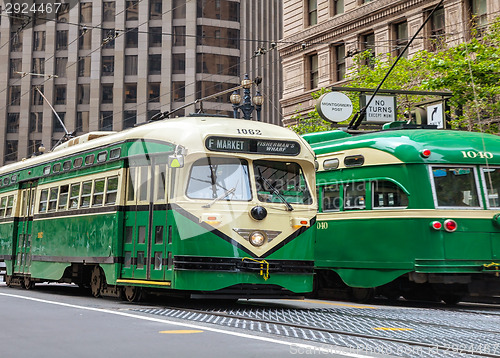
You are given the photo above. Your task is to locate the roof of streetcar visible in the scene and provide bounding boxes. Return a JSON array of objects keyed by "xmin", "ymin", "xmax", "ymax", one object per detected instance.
[{"xmin": 303, "ymin": 128, "xmax": 500, "ymax": 165}]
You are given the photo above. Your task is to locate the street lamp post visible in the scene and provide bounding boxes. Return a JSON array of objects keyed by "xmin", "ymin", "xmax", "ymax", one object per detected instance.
[{"xmin": 230, "ymin": 74, "xmax": 263, "ymax": 121}]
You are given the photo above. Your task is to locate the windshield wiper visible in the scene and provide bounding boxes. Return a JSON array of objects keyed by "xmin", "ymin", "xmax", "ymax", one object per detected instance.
[
  {"xmin": 202, "ymin": 187, "xmax": 236, "ymax": 208},
  {"xmin": 257, "ymin": 168, "xmax": 293, "ymax": 211}
]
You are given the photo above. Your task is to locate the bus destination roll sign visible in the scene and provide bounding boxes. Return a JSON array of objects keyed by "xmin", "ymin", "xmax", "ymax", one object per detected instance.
[{"xmin": 206, "ymin": 136, "xmax": 300, "ymax": 156}]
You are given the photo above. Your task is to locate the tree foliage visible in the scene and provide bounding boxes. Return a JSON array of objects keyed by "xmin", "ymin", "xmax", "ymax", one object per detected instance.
[{"xmin": 291, "ymin": 17, "xmax": 500, "ymax": 135}]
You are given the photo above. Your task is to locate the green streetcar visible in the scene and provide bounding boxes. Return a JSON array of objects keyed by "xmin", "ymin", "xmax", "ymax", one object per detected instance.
[
  {"xmin": 304, "ymin": 124, "xmax": 500, "ymax": 304},
  {"xmin": 0, "ymin": 116, "xmax": 317, "ymax": 301}
]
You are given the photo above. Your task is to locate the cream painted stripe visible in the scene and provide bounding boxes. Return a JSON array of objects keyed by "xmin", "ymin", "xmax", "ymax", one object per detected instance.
[
  {"xmin": 0, "ymin": 292, "xmax": 373, "ymax": 358},
  {"xmin": 116, "ymin": 279, "xmax": 171, "ymax": 286},
  {"xmin": 319, "ymin": 209, "xmax": 500, "ymax": 221}
]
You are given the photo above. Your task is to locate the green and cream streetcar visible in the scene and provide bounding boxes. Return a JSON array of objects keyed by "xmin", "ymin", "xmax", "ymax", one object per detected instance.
[{"xmin": 0, "ymin": 115, "xmax": 316, "ymax": 301}]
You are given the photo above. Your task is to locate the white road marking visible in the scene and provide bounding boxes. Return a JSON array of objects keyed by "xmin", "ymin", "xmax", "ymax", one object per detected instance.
[{"xmin": 0, "ymin": 292, "xmax": 373, "ymax": 357}]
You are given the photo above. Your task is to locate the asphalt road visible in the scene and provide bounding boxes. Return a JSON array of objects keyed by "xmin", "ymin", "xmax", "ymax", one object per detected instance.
[{"xmin": 0, "ymin": 283, "xmax": 376, "ymax": 358}]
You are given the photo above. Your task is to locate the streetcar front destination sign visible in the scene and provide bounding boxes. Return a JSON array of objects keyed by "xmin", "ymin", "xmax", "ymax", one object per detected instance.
[{"xmin": 205, "ymin": 136, "xmax": 300, "ymax": 156}]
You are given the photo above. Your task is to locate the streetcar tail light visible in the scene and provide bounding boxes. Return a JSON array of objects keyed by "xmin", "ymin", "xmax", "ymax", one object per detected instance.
[
  {"xmin": 430, "ymin": 221, "xmax": 442, "ymax": 230},
  {"xmin": 444, "ymin": 219, "xmax": 458, "ymax": 232},
  {"xmin": 421, "ymin": 149, "xmax": 431, "ymax": 158}
]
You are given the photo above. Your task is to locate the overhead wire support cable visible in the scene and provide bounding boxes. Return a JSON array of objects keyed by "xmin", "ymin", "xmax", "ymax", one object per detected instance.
[{"xmin": 347, "ymin": 0, "xmax": 445, "ymax": 130}]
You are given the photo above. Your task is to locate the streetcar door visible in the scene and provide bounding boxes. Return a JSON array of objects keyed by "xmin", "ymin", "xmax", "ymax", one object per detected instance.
[
  {"xmin": 14, "ymin": 182, "xmax": 36, "ymax": 275},
  {"xmin": 149, "ymin": 162, "xmax": 171, "ymax": 282},
  {"xmin": 123, "ymin": 165, "xmax": 151, "ymax": 280}
]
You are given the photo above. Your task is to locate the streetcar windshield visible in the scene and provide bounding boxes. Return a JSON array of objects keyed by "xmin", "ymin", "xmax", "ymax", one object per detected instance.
[
  {"xmin": 481, "ymin": 167, "xmax": 500, "ymax": 208},
  {"xmin": 186, "ymin": 157, "xmax": 251, "ymax": 201},
  {"xmin": 254, "ymin": 160, "xmax": 312, "ymax": 205},
  {"xmin": 431, "ymin": 166, "xmax": 480, "ymax": 208}
]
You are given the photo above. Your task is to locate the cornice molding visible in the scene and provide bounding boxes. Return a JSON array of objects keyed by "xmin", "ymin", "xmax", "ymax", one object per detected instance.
[{"xmin": 279, "ymin": 0, "xmax": 439, "ymax": 56}]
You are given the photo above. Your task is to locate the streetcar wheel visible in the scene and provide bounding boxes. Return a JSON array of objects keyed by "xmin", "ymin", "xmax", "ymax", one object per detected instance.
[
  {"xmin": 349, "ymin": 288, "xmax": 375, "ymax": 303},
  {"xmin": 5, "ymin": 275, "xmax": 12, "ymax": 287},
  {"xmin": 123, "ymin": 286, "xmax": 142, "ymax": 303},
  {"xmin": 23, "ymin": 276, "xmax": 34, "ymax": 290},
  {"xmin": 441, "ymin": 294, "xmax": 462, "ymax": 305},
  {"xmin": 90, "ymin": 266, "xmax": 103, "ymax": 298}
]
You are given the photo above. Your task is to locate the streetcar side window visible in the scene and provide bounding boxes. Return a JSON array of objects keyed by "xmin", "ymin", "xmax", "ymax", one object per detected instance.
[
  {"xmin": 85, "ymin": 154, "xmax": 95, "ymax": 165},
  {"xmin": 431, "ymin": 166, "xmax": 480, "ymax": 208},
  {"xmin": 80, "ymin": 181, "xmax": 92, "ymax": 207},
  {"xmin": 127, "ymin": 167, "xmax": 137, "ymax": 202},
  {"xmin": 69, "ymin": 183, "xmax": 81, "ymax": 209},
  {"xmin": 92, "ymin": 179, "xmax": 105, "ymax": 206},
  {"xmin": 53, "ymin": 163, "xmax": 61, "ymax": 173},
  {"xmin": 74, "ymin": 157, "xmax": 83, "ymax": 168},
  {"xmin": 155, "ymin": 165, "xmax": 166, "ymax": 201},
  {"xmin": 110, "ymin": 148, "xmax": 121, "ymax": 159},
  {"xmin": 63, "ymin": 160, "xmax": 71, "ymax": 171},
  {"xmin": 5, "ymin": 195, "xmax": 14, "ymax": 217},
  {"xmin": 372, "ymin": 181, "xmax": 408, "ymax": 209},
  {"xmin": 481, "ymin": 167, "xmax": 500, "ymax": 208},
  {"xmin": 97, "ymin": 151, "xmax": 108, "ymax": 163},
  {"xmin": 48, "ymin": 187, "xmax": 59, "ymax": 211},
  {"xmin": 0, "ymin": 197, "xmax": 6, "ymax": 217},
  {"xmin": 105, "ymin": 176, "xmax": 119, "ymax": 205},
  {"xmin": 139, "ymin": 166, "xmax": 150, "ymax": 202},
  {"xmin": 39, "ymin": 189, "xmax": 49, "ymax": 213},
  {"xmin": 322, "ymin": 184, "xmax": 341, "ymax": 212},
  {"xmin": 58, "ymin": 185, "xmax": 69, "ymax": 210},
  {"xmin": 344, "ymin": 182, "xmax": 366, "ymax": 210}
]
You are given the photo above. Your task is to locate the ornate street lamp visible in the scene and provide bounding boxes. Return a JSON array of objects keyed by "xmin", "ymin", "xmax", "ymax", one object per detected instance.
[{"xmin": 230, "ymin": 74, "xmax": 263, "ymax": 121}]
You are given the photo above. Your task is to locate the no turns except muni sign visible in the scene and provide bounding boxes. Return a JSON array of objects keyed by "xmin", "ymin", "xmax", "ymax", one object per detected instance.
[{"xmin": 316, "ymin": 92, "xmax": 353, "ymax": 123}]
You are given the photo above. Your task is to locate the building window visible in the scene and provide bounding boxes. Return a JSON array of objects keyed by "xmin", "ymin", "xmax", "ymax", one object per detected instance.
[
  {"xmin": 102, "ymin": 56, "xmax": 114, "ymax": 76},
  {"xmin": 125, "ymin": 55, "xmax": 138, "ymax": 76},
  {"xmin": 150, "ymin": 0, "xmax": 162, "ymax": 19},
  {"xmin": 470, "ymin": 0, "xmax": 487, "ymax": 34},
  {"xmin": 123, "ymin": 110, "xmax": 137, "ymax": 129},
  {"xmin": 308, "ymin": 54, "xmax": 319, "ymax": 89},
  {"xmin": 335, "ymin": 44, "xmax": 345, "ymax": 81},
  {"xmin": 10, "ymin": 59, "xmax": 22, "ymax": 78},
  {"xmin": 5, "ymin": 141, "xmax": 18, "ymax": 162},
  {"xmin": 125, "ymin": 28, "xmax": 138, "ymax": 48},
  {"xmin": 173, "ymin": 82, "xmax": 185, "ymax": 102},
  {"xmin": 100, "ymin": 111, "xmax": 113, "ymax": 130},
  {"xmin": 173, "ymin": 0, "xmax": 186, "ymax": 19},
  {"xmin": 56, "ymin": 31, "xmax": 68, "ymax": 50},
  {"xmin": 79, "ymin": 29, "xmax": 92, "ymax": 50},
  {"xmin": 28, "ymin": 140, "xmax": 42, "ymax": 156},
  {"xmin": 308, "ymin": 0, "xmax": 317, "ymax": 26},
  {"xmin": 149, "ymin": 54, "xmax": 161, "ymax": 75},
  {"xmin": 102, "ymin": 29, "xmax": 116, "ymax": 48},
  {"xmin": 55, "ymin": 58, "xmax": 67, "ymax": 77},
  {"xmin": 173, "ymin": 26, "xmax": 186, "ymax": 46},
  {"xmin": 11, "ymin": 31, "xmax": 22, "ymax": 51},
  {"xmin": 125, "ymin": 84, "xmax": 137, "ymax": 103},
  {"xmin": 32, "ymin": 86, "xmax": 44, "ymax": 105},
  {"xmin": 149, "ymin": 27, "xmax": 162, "ymax": 47},
  {"xmin": 78, "ymin": 84, "xmax": 90, "ymax": 104},
  {"xmin": 394, "ymin": 21, "xmax": 408, "ymax": 58},
  {"xmin": 7, "ymin": 113, "xmax": 19, "ymax": 133},
  {"xmin": 30, "ymin": 112, "xmax": 43, "ymax": 132},
  {"xmin": 102, "ymin": 85, "xmax": 113, "ymax": 103},
  {"xmin": 148, "ymin": 83, "xmax": 160, "ymax": 102},
  {"xmin": 9, "ymin": 86, "xmax": 21, "ymax": 106},
  {"xmin": 80, "ymin": 3, "xmax": 92, "ymax": 23},
  {"xmin": 57, "ymin": 3, "xmax": 69, "ymax": 22},
  {"xmin": 55, "ymin": 85, "xmax": 66, "ymax": 105},
  {"xmin": 126, "ymin": 0, "xmax": 139, "ymax": 21},
  {"xmin": 76, "ymin": 112, "xmax": 89, "ymax": 132},
  {"xmin": 332, "ymin": 0, "xmax": 344, "ymax": 15},
  {"xmin": 78, "ymin": 57, "xmax": 91, "ymax": 77},
  {"xmin": 428, "ymin": 6, "xmax": 445, "ymax": 51},
  {"xmin": 172, "ymin": 54, "xmax": 185, "ymax": 74},
  {"xmin": 32, "ymin": 58, "xmax": 45, "ymax": 75},
  {"xmin": 33, "ymin": 31, "xmax": 46, "ymax": 51},
  {"xmin": 362, "ymin": 32, "xmax": 375, "ymax": 68},
  {"xmin": 53, "ymin": 113, "xmax": 65, "ymax": 133},
  {"xmin": 103, "ymin": 1, "xmax": 116, "ymax": 22}
]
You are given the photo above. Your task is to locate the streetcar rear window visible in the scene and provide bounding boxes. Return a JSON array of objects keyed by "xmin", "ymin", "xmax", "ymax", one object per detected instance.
[
  {"xmin": 186, "ymin": 157, "xmax": 251, "ymax": 201},
  {"xmin": 481, "ymin": 167, "xmax": 500, "ymax": 208},
  {"xmin": 431, "ymin": 166, "xmax": 480, "ymax": 208},
  {"xmin": 254, "ymin": 160, "xmax": 312, "ymax": 205}
]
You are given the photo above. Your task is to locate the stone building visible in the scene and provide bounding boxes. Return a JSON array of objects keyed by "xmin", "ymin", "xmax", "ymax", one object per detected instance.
[
  {"xmin": 0, "ymin": 0, "xmax": 282, "ymax": 165},
  {"xmin": 279, "ymin": 0, "xmax": 499, "ymax": 125}
]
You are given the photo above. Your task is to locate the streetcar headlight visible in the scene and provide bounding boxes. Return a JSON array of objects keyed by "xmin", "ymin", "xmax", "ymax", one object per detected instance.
[
  {"xmin": 249, "ymin": 231, "xmax": 266, "ymax": 247},
  {"xmin": 444, "ymin": 219, "xmax": 458, "ymax": 232}
]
